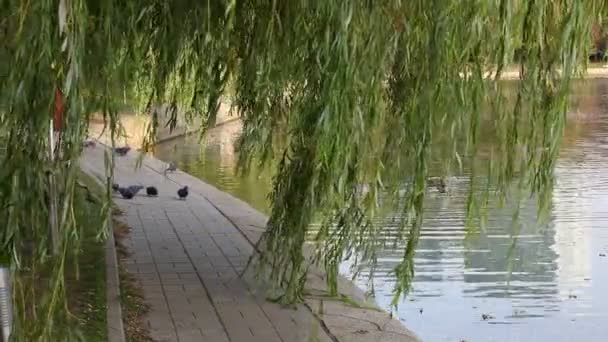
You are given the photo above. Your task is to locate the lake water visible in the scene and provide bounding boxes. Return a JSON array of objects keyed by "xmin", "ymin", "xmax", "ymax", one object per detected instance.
[{"xmin": 154, "ymin": 80, "xmax": 608, "ymax": 341}]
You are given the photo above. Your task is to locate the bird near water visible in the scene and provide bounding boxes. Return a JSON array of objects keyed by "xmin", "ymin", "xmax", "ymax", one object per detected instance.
[
  {"xmin": 146, "ymin": 186, "xmax": 158, "ymax": 197},
  {"xmin": 177, "ymin": 186, "xmax": 188, "ymax": 200}
]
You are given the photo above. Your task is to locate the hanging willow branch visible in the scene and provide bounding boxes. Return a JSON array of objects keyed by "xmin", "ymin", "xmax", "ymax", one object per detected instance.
[{"xmin": 0, "ymin": 0, "xmax": 607, "ymax": 338}]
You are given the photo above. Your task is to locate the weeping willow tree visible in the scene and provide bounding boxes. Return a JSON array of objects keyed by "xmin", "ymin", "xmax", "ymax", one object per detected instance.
[{"xmin": 0, "ymin": 0, "xmax": 606, "ymax": 339}]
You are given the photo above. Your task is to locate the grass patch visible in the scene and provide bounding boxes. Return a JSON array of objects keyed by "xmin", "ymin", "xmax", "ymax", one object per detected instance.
[
  {"xmin": 65, "ymin": 172, "xmax": 108, "ymax": 341},
  {"xmin": 75, "ymin": 172, "xmax": 153, "ymax": 341}
]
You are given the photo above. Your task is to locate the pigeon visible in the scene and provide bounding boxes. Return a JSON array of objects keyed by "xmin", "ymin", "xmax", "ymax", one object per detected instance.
[
  {"xmin": 177, "ymin": 186, "xmax": 188, "ymax": 200},
  {"xmin": 146, "ymin": 186, "xmax": 158, "ymax": 197},
  {"xmin": 166, "ymin": 162, "xmax": 177, "ymax": 173},
  {"xmin": 117, "ymin": 187, "xmax": 134, "ymax": 199},
  {"xmin": 112, "ymin": 183, "xmax": 120, "ymax": 192},
  {"xmin": 83, "ymin": 140, "xmax": 96, "ymax": 148},
  {"xmin": 114, "ymin": 146, "xmax": 131, "ymax": 156},
  {"xmin": 127, "ymin": 185, "xmax": 144, "ymax": 196}
]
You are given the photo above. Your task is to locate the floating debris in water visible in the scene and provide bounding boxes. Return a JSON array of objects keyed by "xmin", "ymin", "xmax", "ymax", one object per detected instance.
[
  {"xmin": 481, "ymin": 313, "xmax": 495, "ymax": 321},
  {"xmin": 513, "ymin": 309, "xmax": 527, "ymax": 317}
]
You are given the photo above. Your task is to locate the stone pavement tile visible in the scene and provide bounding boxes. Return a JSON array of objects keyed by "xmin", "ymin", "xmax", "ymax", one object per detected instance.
[
  {"xmin": 173, "ymin": 315, "xmax": 199, "ymax": 331},
  {"xmin": 162, "ymin": 283, "xmax": 185, "ymax": 292},
  {"xmin": 135, "ymin": 263, "xmax": 158, "ymax": 274},
  {"xmin": 252, "ymin": 332, "xmax": 283, "ymax": 342},
  {"xmin": 210, "ymin": 267, "xmax": 239, "ymax": 281},
  {"xmin": 141, "ymin": 284, "xmax": 165, "ymax": 298},
  {"xmin": 259, "ymin": 302, "xmax": 300, "ymax": 341},
  {"xmin": 156, "ymin": 263, "xmax": 178, "ymax": 271},
  {"xmin": 192, "ymin": 307, "xmax": 224, "ymax": 332},
  {"xmin": 259, "ymin": 301, "xmax": 336, "ymax": 342},
  {"xmin": 176, "ymin": 328, "xmax": 204, "ymax": 342},
  {"xmin": 178, "ymin": 272, "xmax": 199, "ymax": 281},
  {"xmin": 140, "ymin": 277, "xmax": 162, "ymax": 286},
  {"xmin": 147, "ymin": 317, "xmax": 178, "ymax": 341},
  {"xmin": 182, "ymin": 283, "xmax": 205, "ymax": 292},
  {"xmin": 238, "ymin": 304, "xmax": 278, "ymax": 336},
  {"xmin": 214, "ymin": 304, "xmax": 257, "ymax": 342},
  {"xmin": 149, "ymin": 329, "xmax": 178, "ymax": 342},
  {"xmin": 147, "ymin": 298, "xmax": 170, "ymax": 313},
  {"xmin": 192, "ymin": 308, "xmax": 225, "ymax": 331},
  {"xmin": 200, "ymin": 332, "xmax": 230, "ymax": 342},
  {"xmin": 160, "ymin": 272, "xmax": 180, "ymax": 279},
  {"xmin": 162, "ymin": 277, "xmax": 188, "ymax": 286}
]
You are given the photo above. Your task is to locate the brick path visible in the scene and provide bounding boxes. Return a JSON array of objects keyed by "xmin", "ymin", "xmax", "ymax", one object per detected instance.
[{"xmin": 81, "ymin": 145, "xmax": 417, "ymax": 342}]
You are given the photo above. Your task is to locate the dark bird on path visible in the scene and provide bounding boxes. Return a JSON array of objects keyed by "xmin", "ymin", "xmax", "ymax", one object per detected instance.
[
  {"xmin": 165, "ymin": 162, "xmax": 177, "ymax": 174},
  {"xmin": 177, "ymin": 186, "xmax": 188, "ymax": 200},
  {"xmin": 146, "ymin": 186, "xmax": 158, "ymax": 197},
  {"xmin": 590, "ymin": 50, "xmax": 605, "ymax": 62},
  {"xmin": 127, "ymin": 185, "xmax": 144, "ymax": 196},
  {"xmin": 112, "ymin": 183, "xmax": 120, "ymax": 192},
  {"xmin": 83, "ymin": 140, "xmax": 96, "ymax": 148},
  {"xmin": 117, "ymin": 187, "xmax": 134, "ymax": 199},
  {"xmin": 114, "ymin": 146, "xmax": 131, "ymax": 156}
]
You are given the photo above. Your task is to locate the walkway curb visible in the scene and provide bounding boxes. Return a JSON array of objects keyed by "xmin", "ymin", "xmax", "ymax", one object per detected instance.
[
  {"xmin": 105, "ymin": 218, "xmax": 127, "ymax": 342},
  {"xmin": 87, "ymin": 175, "xmax": 126, "ymax": 342}
]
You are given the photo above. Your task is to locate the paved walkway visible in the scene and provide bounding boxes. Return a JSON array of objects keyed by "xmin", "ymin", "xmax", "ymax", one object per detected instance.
[{"xmin": 80, "ymin": 145, "xmax": 418, "ymax": 342}]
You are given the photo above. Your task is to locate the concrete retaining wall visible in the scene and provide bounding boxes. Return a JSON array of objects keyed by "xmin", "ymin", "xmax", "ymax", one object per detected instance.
[{"xmin": 88, "ymin": 101, "xmax": 237, "ymax": 147}]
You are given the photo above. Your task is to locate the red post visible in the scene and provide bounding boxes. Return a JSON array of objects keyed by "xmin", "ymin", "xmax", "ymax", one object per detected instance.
[{"xmin": 53, "ymin": 88, "xmax": 64, "ymax": 132}]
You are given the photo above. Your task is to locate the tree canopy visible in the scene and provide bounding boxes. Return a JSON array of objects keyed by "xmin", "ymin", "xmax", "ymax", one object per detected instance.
[{"xmin": 1, "ymin": 0, "xmax": 607, "ymax": 338}]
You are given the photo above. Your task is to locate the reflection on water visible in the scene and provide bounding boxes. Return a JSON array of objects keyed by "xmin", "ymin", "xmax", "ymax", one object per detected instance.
[{"xmin": 154, "ymin": 80, "xmax": 608, "ymax": 341}]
